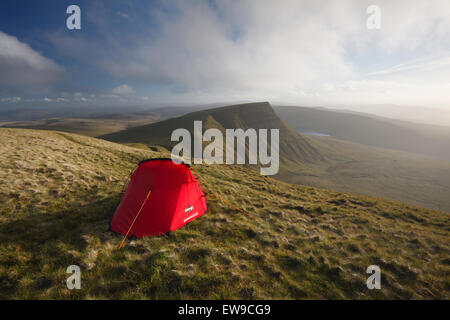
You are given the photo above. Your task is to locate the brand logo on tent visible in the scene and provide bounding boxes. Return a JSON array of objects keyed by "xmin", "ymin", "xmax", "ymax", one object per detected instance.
[
  {"xmin": 185, "ymin": 206, "xmax": 194, "ymax": 213},
  {"xmin": 184, "ymin": 212, "xmax": 199, "ymax": 223}
]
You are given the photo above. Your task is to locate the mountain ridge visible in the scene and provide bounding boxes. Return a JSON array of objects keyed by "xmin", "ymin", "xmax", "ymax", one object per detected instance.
[
  {"xmin": 275, "ymin": 106, "xmax": 450, "ymax": 161},
  {"xmin": 101, "ymin": 102, "xmax": 324, "ymax": 165},
  {"xmin": 101, "ymin": 102, "xmax": 450, "ymax": 212}
]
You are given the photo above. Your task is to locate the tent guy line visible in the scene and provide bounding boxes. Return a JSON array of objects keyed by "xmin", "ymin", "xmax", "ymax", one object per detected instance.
[{"xmin": 118, "ymin": 189, "xmax": 152, "ymax": 250}]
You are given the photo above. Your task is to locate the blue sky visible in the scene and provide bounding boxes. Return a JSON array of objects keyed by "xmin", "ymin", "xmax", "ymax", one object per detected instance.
[
  {"xmin": 0, "ymin": 1, "xmax": 163, "ymax": 102},
  {"xmin": 1, "ymin": 0, "xmax": 449, "ymax": 110}
]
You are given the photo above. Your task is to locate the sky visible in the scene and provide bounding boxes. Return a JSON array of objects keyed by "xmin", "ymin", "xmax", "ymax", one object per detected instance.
[{"xmin": 0, "ymin": 0, "xmax": 450, "ymax": 111}]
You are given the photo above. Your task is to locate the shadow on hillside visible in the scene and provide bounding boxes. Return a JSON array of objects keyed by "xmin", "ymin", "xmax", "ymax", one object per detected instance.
[
  {"xmin": 0, "ymin": 195, "xmax": 121, "ymax": 262},
  {"xmin": 0, "ymin": 195, "xmax": 124, "ymax": 299}
]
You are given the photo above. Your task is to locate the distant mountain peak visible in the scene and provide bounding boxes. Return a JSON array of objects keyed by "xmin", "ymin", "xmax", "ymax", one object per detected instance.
[{"xmin": 101, "ymin": 101, "xmax": 323, "ymax": 166}]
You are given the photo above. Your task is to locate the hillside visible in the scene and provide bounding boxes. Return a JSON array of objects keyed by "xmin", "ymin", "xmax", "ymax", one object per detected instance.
[
  {"xmin": 275, "ymin": 106, "xmax": 450, "ymax": 161},
  {"xmin": 101, "ymin": 102, "xmax": 324, "ymax": 164},
  {"xmin": 101, "ymin": 102, "xmax": 450, "ymax": 212},
  {"xmin": 327, "ymin": 104, "xmax": 450, "ymax": 127},
  {"xmin": 0, "ymin": 128, "xmax": 449, "ymax": 299},
  {"xmin": 284, "ymin": 135, "xmax": 450, "ymax": 213}
]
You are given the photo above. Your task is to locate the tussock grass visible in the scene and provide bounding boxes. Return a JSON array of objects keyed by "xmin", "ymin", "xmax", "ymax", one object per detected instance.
[{"xmin": 0, "ymin": 128, "xmax": 449, "ymax": 299}]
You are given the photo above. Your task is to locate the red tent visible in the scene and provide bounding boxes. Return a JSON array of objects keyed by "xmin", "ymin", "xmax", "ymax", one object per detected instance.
[{"xmin": 110, "ymin": 158, "xmax": 207, "ymax": 238}]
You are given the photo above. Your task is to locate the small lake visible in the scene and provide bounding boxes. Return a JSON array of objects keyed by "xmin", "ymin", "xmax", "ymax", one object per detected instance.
[{"xmin": 300, "ymin": 130, "xmax": 330, "ymax": 137}]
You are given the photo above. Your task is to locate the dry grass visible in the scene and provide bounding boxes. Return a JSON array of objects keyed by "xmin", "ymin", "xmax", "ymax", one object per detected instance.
[
  {"xmin": 0, "ymin": 128, "xmax": 449, "ymax": 299},
  {"xmin": 0, "ymin": 128, "xmax": 151, "ymax": 220}
]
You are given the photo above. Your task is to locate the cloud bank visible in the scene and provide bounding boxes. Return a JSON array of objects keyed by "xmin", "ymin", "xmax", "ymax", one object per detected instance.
[
  {"xmin": 96, "ymin": 0, "xmax": 450, "ymax": 107},
  {"xmin": 0, "ymin": 31, "xmax": 63, "ymax": 86},
  {"xmin": 111, "ymin": 84, "xmax": 135, "ymax": 95},
  {"xmin": 2, "ymin": 0, "xmax": 450, "ymax": 109}
]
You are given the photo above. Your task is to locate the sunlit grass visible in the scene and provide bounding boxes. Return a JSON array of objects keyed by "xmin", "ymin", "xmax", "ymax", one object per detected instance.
[{"xmin": 0, "ymin": 128, "xmax": 449, "ymax": 299}]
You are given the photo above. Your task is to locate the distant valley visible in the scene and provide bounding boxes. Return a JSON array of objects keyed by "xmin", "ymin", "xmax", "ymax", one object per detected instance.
[
  {"xmin": 276, "ymin": 106, "xmax": 450, "ymax": 161},
  {"xmin": 100, "ymin": 102, "xmax": 450, "ymax": 212},
  {"xmin": 2, "ymin": 102, "xmax": 450, "ymax": 212}
]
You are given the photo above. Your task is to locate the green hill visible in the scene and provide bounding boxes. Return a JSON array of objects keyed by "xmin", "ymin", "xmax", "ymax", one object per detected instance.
[
  {"xmin": 101, "ymin": 102, "xmax": 324, "ymax": 164},
  {"xmin": 284, "ymin": 135, "xmax": 450, "ymax": 213},
  {"xmin": 0, "ymin": 128, "xmax": 449, "ymax": 299},
  {"xmin": 101, "ymin": 102, "xmax": 450, "ymax": 212},
  {"xmin": 275, "ymin": 106, "xmax": 450, "ymax": 161}
]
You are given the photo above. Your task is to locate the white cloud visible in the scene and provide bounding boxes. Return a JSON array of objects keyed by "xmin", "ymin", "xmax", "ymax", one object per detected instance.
[
  {"xmin": 111, "ymin": 84, "xmax": 135, "ymax": 95},
  {"xmin": 0, "ymin": 31, "xmax": 63, "ymax": 86},
  {"xmin": 87, "ymin": 0, "xmax": 448, "ymax": 108},
  {"xmin": 117, "ymin": 12, "xmax": 130, "ymax": 20},
  {"xmin": 0, "ymin": 96, "xmax": 21, "ymax": 102},
  {"xmin": 104, "ymin": 0, "xmax": 355, "ymax": 93},
  {"xmin": 366, "ymin": 55, "xmax": 450, "ymax": 85},
  {"xmin": 32, "ymin": 0, "xmax": 450, "ymax": 109}
]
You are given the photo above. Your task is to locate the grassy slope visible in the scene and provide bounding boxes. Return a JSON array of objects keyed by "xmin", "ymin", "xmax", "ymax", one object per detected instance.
[
  {"xmin": 0, "ymin": 128, "xmax": 449, "ymax": 299},
  {"xmin": 101, "ymin": 102, "xmax": 450, "ymax": 212},
  {"xmin": 275, "ymin": 106, "xmax": 450, "ymax": 161},
  {"xmin": 281, "ymin": 136, "xmax": 450, "ymax": 213},
  {"xmin": 0, "ymin": 128, "xmax": 151, "ymax": 219},
  {"xmin": 101, "ymin": 102, "xmax": 323, "ymax": 164}
]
